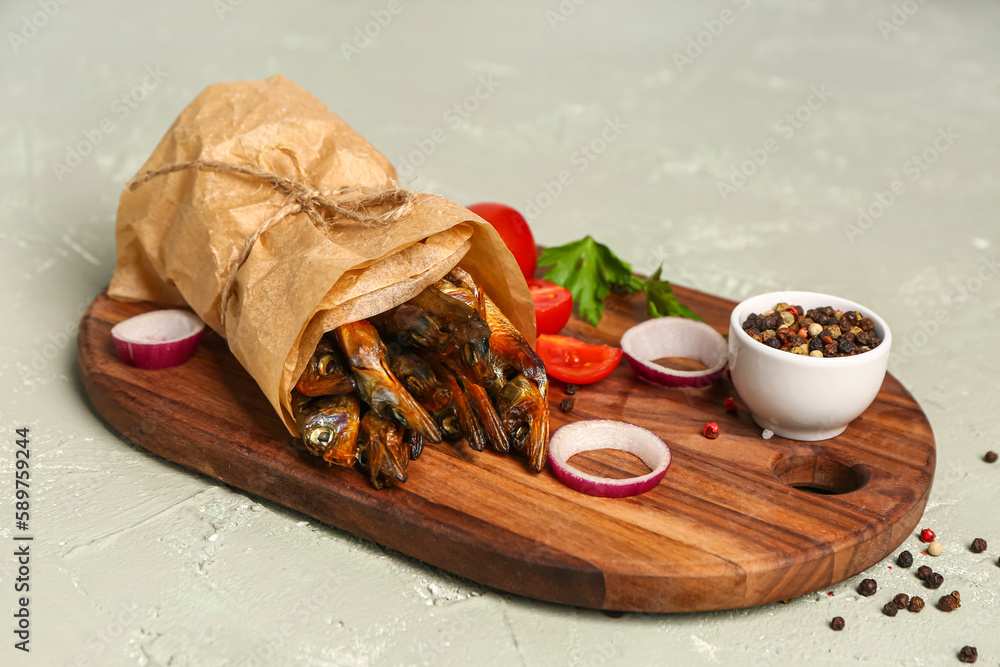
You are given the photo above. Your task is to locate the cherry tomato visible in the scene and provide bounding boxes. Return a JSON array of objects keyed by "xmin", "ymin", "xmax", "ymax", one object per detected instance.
[
  {"xmin": 535, "ymin": 334, "xmax": 623, "ymax": 385},
  {"xmin": 527, "ymin": 279, "xmax": 572, "ymax": 335},
  {"xmin": 467, "ymin": 202, "xmax": 537, "ymax": 280}
]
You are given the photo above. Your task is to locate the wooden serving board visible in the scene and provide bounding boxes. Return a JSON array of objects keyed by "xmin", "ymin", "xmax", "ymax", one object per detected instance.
[{"xmin": 78, "ymin": 284, "xmax": 935, "ymax": 612}]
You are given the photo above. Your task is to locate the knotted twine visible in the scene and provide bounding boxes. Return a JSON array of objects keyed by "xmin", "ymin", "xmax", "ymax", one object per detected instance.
[{"xmin": 125, "ymin": 157, "xmax": 416, "ymax": 331}]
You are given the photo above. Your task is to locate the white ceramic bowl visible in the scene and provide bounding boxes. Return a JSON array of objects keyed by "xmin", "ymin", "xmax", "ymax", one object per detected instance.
[{"xmin": 728, "ymin": 291, "xmax": 892, "ymax": 441}]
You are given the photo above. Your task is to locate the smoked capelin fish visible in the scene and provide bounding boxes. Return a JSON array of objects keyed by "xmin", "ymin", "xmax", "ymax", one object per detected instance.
[{"xmin": 292, "ymin": 270, "xmax": 550, "ymax": 487}]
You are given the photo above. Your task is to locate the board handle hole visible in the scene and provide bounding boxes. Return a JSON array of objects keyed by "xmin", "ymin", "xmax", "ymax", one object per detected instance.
[{"xmin": 771, "ymin": 452, "xmax": 870, "ymax": 495}]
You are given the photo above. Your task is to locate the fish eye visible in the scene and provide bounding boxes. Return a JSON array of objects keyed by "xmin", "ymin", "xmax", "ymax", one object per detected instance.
[
  {"xmin": 318, "ymin": 355, "xmax": 337, "ymax": 375},
  {"xmin": 513, "ymin": 424, "xmax": 530, "ymax": 444},
  {"xmin": 441, "ymin": 416, "xmax": 460, "ymax": 438},
  {"xmin": 308, "ymin": 428, "xmax": 332, "ymax": 450},
  {"xmin": 462, "ymin": 344, "xmax": 477, "ymax": 366},
  {"xmin": 387, "ymin": 406, "xmax": 407, "ymax": 426}
]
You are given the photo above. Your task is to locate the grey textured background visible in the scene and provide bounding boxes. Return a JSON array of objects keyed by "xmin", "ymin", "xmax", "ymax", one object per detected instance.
[{"xmin": 1, "ymin": 0, "xmax": 998, "ymax": 665}]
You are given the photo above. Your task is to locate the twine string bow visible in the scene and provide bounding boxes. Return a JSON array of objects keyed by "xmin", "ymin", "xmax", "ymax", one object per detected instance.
[{"xmin": 125, "ymin": 156, "xmax": 416, "ymax": 330}]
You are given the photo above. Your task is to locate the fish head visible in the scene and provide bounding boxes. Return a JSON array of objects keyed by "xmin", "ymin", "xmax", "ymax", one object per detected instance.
[
  {"xmin": 400, "ymin": 373, "xmax": 451, "ymax": 411},
  {"xmin": 459, "ymin": 330, "xmax": 493, "ymax": 381},
  {"xmin": 392, "ymin": 304, "xmax": 451, "ymax": 350},
  {"xmin": 498, "ymin": 375, "xmax": 543, "ymax": 450},
  {"xmin": 357, "ymin": 413, "xmax": 408, "ymax": 486},
  {"xmin": 296, "ymin": 338, "xmax": 354, "ymax": 396},
  {"xmin": 368, "ymin": 383, "xmax": 412, "ymax": 428},
  {"xmin": 302, "ymin": 411, "xmax": 358, "ymax": 466}
]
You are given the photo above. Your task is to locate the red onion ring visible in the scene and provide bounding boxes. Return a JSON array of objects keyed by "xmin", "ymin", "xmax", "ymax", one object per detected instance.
[
  {"xmin": 620, "ymin": 317, "xmax": 728, "ymax": 388},
  {"xmin": 548, "ymin": 420, "xmax": 672, "ymax": 498},
  {"xmin": 111, "ymin": 310, "xmax": 205, "ymax": 370}
]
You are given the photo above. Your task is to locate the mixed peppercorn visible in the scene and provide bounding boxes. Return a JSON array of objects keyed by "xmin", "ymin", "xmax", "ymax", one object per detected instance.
[
  {"xmin": 742, "ymin": 303, "xmax": 882, "ymax": 357},
  {"xmin": 824, "ymin": 532, "xmax": 993, "ymax": 662}
]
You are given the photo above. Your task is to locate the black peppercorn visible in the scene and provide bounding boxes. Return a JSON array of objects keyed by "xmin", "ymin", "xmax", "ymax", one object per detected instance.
[
  {"xmin": 894, "ymin": 593, "xmax": 910, "ymax": 609},
  {"xmin": 559, "ymin": 398, "xmax": 574, "ymax": 413},
  {"xmin": 808, "ymin": 336, "xmax": 823, "ymax": 351},
  {"xmin": 959, "ymin": 645, "xmax": 978, "ymax": 663},
  {"xmin": 565, "ymin": 383, "xmax": 578, "ymax": 396},
  {"xmin": 985, "ymin": 451, "xmax": 998, "ymax": 463},
  {"xmin": 859, "ymin": 317, "xmax": 875, "ymax": 332},
  {"xmin": 858, "ymin": 578, "xmax": 877, "ymax": 597},
  {"xmin": 897, "ymin": 550, "xmax": 913, "ymax": 568},
  {"xmin": 938, "ymin": 594, "xmax": 959, "ymax": 612},
  {"xmin": 837, "ymin": 339, "xmax": 854, "ymax": 355},
  {"xmin": 971, "ymin": 538, "xmax": 987, "ymax": 553},
  {"xmin": 882, "ymin": 601, "xmax": 898, "ymax": 616},
  {"xmin": 916, "ymin": 565, "xmax": 932, "ymax": 580},
  {"xmin": 830, "ymin": 616, "xmax": 845, "ymax": 631},
  {"xmin": 765, "ymin": 337, "xmax": 781, "ymax": 349},
  {"xmin": 908, "ymin": 596, "xmax": 925, "ymax": 612},
  {"xmin": 925, "ymin": 572, "xmax": 944, "ymax": 589}
]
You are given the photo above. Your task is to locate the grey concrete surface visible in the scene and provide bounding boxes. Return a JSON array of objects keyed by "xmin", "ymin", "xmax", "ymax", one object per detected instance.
[{"xmin": 1, "ymin": 0, "xmax": 998, "ymax": 665}]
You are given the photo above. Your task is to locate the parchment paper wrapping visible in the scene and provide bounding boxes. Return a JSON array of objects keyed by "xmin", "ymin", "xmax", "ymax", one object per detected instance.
[{"xmin": 108, "ymin": 74, "xmax": 535, "ymax": 435}]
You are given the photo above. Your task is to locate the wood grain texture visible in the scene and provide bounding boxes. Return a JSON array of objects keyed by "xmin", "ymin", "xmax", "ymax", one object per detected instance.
[{"xmin": 77, "ymin": 283, "xmax": 935, "ymax": 612}]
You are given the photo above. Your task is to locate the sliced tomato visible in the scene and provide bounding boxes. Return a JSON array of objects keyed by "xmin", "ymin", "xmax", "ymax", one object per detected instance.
[
  {"xmin": 535, "ymin": 334, "xmax": 623, "ymax": 384},
  {"xmin": 528, "ymin": 279, "xmax": 573, "ymax": 335},
  {"xmin": 466, "ymin": 202, "xmax": 537, "ymax": 280}
]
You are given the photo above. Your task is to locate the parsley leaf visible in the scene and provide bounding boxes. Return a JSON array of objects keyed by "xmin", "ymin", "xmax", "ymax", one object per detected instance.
[
  {"xmin": 538, "ymin": 236, "xmax": 633, "ymax": 326},
  {"xmin": 538, "ymin": 237, "xmax": 702, "ymax": 326},
  {"xmin": 640, "ymin": 266, "xmax": 705, "ymax": 321}
]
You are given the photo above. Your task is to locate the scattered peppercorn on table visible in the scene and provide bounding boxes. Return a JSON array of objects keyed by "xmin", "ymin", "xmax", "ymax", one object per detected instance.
[{"xmin": 6, "ymin": 1, "xmax": 1000, "ymax": 665}]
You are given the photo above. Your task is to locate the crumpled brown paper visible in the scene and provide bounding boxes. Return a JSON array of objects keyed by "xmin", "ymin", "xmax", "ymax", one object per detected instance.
[{"xmin": 108, "ymin": 74, "xmax": 535, "ymax": 435}]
